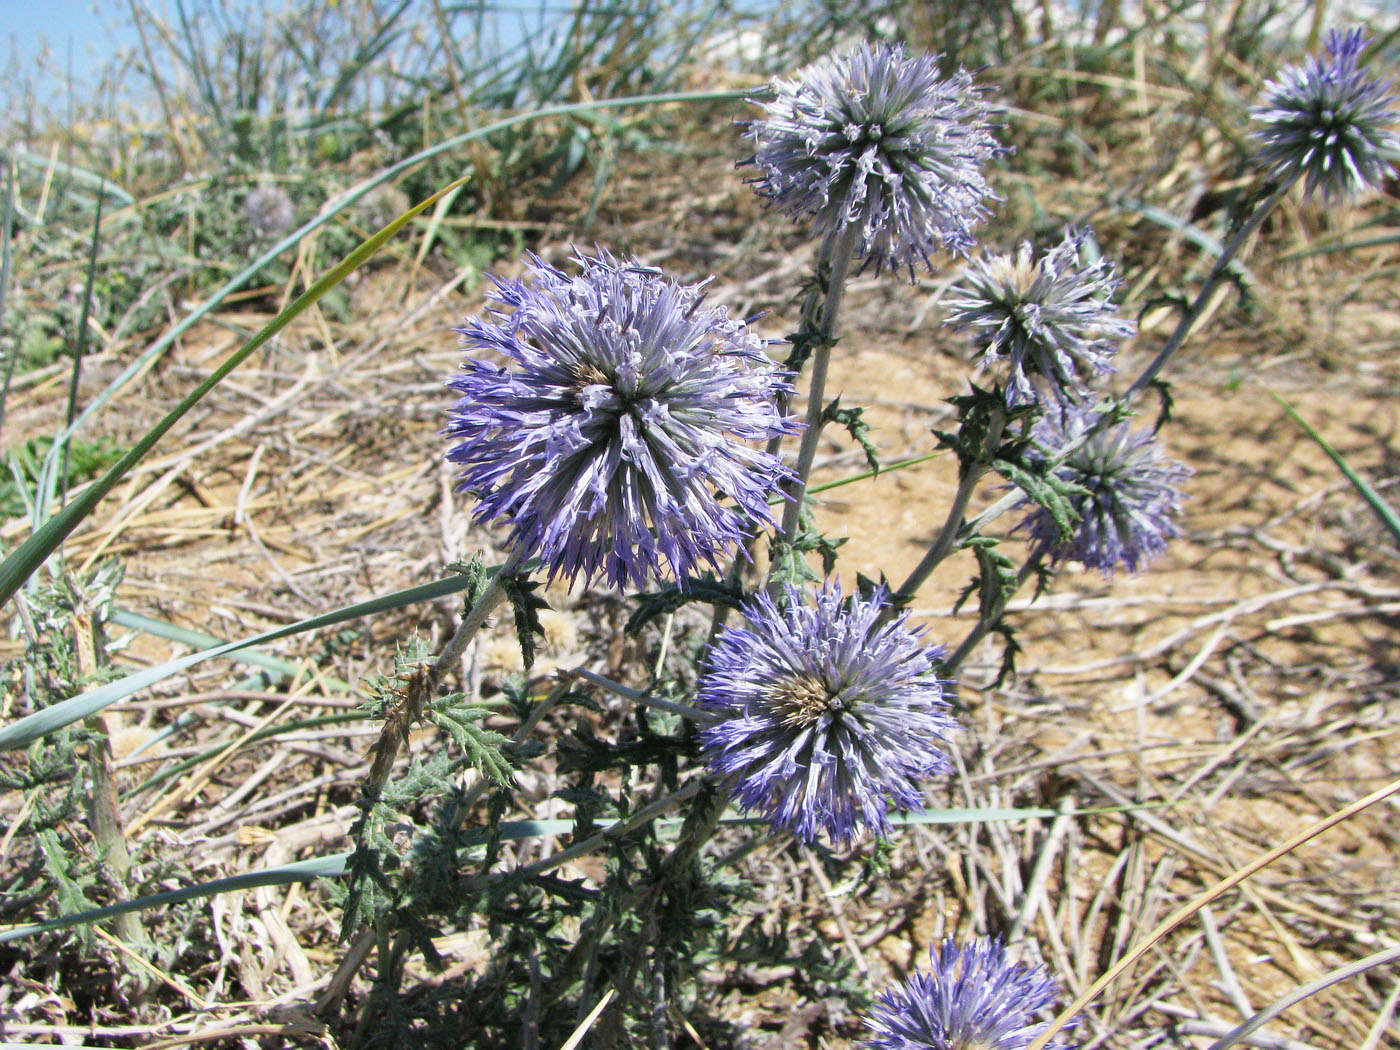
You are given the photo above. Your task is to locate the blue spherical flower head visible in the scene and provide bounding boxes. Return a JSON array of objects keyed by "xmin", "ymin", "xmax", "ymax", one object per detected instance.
[
  {"xmin": 946, "ymin": 227, "xmax": 1135, "ymax": 407},
  {"xmin": 1020, "ymin": 405, "xmax": 1191, "ymax": 576},
  {"xmin": 446, "ymin": 249, "xmax": 798, "ymax": 590},
  {"xmin": 697, "ymin": 582, "xmax": 957, "ymax": 845},
  {"xmin": 742, "ymin": 42, "xmax": 1005, "ymax": 275},
  {"xmin": 864, "ymin": 938, "xmax": 1074, "ymax": 1050},
  {"xmin": 1251, "ymin": 27, "xmax": 1400, "ymax": 201}
]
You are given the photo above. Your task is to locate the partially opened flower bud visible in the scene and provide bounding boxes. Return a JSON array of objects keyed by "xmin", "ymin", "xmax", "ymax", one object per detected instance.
[
  {"xmin": 946, "ymin": 227, "xmax": 1134, "ymax": 406},
  {"xmin": 742, "ymin": 42, "xmax": 1005, "ymax": 275},
  {"xmin": 1019, "ymin": 405, "xmax": 1191, "ymax": 576},
  {"xmin": 1251, "ymin": 27, "xmax": 1400, "ymax": 201}
]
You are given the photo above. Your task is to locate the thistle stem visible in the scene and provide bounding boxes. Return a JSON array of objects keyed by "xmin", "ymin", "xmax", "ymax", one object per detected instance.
[
  {"xmin": 520, "ymin": 779, "xmax": 706, "ymax": 877},
  {"xmin": 319, "ymin": 549, "xmax": 524, "ymax": 1018},
  {"xmin": 942, "ymin": 550, "xmax": 1045, "ymax": 678},
  {"xmin": 570, "ymin": 666, "xmax": 724, "ymax": 726},
  {"xmin": 1125, "ymin": 175, "xmax": 1297, "ymax": 400},
  {"xmin": 892, "ymin": 408, "xmax": 1006, "ymax": 608},
  {"xmin": 773, "ymin": 224, "xmax": 863, "ymax": 560},
  {"xmin": 430, "ymin": 549, "xmax": 525, "ymax": 687}
]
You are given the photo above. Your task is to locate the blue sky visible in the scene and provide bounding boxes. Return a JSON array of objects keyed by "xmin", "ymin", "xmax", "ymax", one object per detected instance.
[{"xmin": 3, "ymin": 0, "xmax": 130, "ymax": 68}]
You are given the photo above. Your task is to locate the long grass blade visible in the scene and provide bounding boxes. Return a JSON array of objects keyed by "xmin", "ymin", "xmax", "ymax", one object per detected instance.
[
  {"xmin": 108, "ymin": 607, "xmax": 353, "ymax": 690},
  {"xmin": 0, "ymin": 573, "xmax": 478, "ymax": 751},
  {"xmin": 1268, "ymin": 388, "xmax": 1400, "ymax": 543},
  {"xmin": 0, "ymin": 819, "xmax": 567, "ymax": 946}
]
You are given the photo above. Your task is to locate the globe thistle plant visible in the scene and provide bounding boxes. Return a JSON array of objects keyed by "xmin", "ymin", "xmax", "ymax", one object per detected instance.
[
  {"xmin": 696, "ymin": 582, "xmax": 957, "ymax": 845},
  {"xmin": 445, "ymin": 249, "xmax": 797, "ymax": 590},
  {"xmin": 1020, "ymin": 404, "xmax": 1191, "ymax": 576},
  {"xmin": 1251, "ymin": 26, "xmax": 1400, "ymax": 201},
  {"xmin": 946, "ymin": 227, "xmax": 1135, "ymax": 406},
  {"xmin": 742, "ymin": 41, "xmax": 1004, "ymax": 275},
  {"xmin": 864, "ymin": 938, "xmax": 1074, "ymax": 1050}
]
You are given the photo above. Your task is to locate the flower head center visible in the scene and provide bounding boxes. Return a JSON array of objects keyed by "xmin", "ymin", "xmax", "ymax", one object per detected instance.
[
  {"xmin": 569, "ymin": 361, "xmax": 613, "ymax": 403},
  {"xmin": 769, "ymin": 673, "xmax": 843, "ymax": 727}
]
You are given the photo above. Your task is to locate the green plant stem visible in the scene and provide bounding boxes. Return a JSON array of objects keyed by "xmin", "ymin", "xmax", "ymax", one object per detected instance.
[
  {"xmin": 570, "ymin": 666, "xmax": 722, "ymax": 726},
  {"xmin": 773, "ymin": 223, "xmax": 863, "ymax": 563},
  {"xmin": 1125, "ymin": 175, "xmax": 1297, "ymax": 400},
  {"xmin": 325, "ymin": 550, "xmax": 523, "ymax": 1015},
  {"xmin": 520, "ymin": 779, "xmax": 705, "ymax": 878},
  {"xmin": 942, "ymin": 549, "xmax": 1044, "ymax": 678},
  {"xmin": 893, "ymin": 408, "xmax": 1006, "ymax": 608},
  {"xmin": 429, "ymin": 550, "xmax": 523, "ymax": 687}
]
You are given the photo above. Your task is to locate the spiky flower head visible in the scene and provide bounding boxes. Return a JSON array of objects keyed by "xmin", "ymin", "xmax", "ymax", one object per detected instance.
[
  {"xmin": 446, "ymin": 249, "xmax": 797, "ymax": 590},
  {"xmin": 1251, "ymin": 27, "xmax": 1400, "ymax": 201},
  {"xmin": 742, "ymin": 41, "xmax": 1005, "ymax": 275},
  {"xmin": 864, "ymin": 938, "xmax": 1074, "ymax": 1050},
  {"xmin": 696, "ymin": 581, "xmax": 957, "ymax": 845},
  {"xmin": 946, "ymin": 227, "xmax": 1134, "ymax": 406},
  {"xmin": 1020, "ymin": 404, "xmax": 1191, "ymax": 576}
]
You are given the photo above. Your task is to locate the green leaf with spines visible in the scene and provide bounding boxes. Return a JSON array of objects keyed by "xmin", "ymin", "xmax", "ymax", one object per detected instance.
[
  {"xmin": 624, "ymin": 574, "xmax": 745, "ymax": 635},
  {"xmin": 447, "ymin": 554, "xmax": 490, "ymax": 608},
  {"xmin": 823, "ymin": 396, "xmax": 880, "ymax": 472},
  {"xmin": 501, "ymin": 572, "xmax": 550, "ymax": 670},
  {"xmin": 932, "ymin": 383, "xmax": 1035, "ymax": 475},
  {"xmin": 768, "ymin": 504, "xmax": 846, "ymax": 588},
  {"xmin": 427, "ymin": 693, "xmax": 514, "ymax": 788},
  {"xmin": 992, "ymin": 455, "xmax": 1085, "ymax": 544}
]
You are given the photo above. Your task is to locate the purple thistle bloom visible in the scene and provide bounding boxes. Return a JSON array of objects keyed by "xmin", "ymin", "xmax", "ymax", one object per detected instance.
[
  {"xmin": 445, "ymin": 249, "xmax": 797, "ymax": 590},
  {"xmin": 1020, "ymin": 405, "xmax": 1191, "ymax": 576},
  {"xmin": 1251, "ymin": 27, "xmax": 1400, "ymax": 201},
  {"xmin": 946, "ymin": 227, "xmax": 1134, "ymax": 407},
  {"xmin": 742, "ymin": 42, "xmax": 1005, "ymax": 275},
  {"xmin": 696, "ymin": 581, "xmax": 957, "ymax": 845},
  {"xmin": 864, "ymin": 938, "xmax": 1074, "ymax": 1050}
]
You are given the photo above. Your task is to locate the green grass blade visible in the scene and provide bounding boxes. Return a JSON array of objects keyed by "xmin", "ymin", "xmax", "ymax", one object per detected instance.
[
  {"xmin": 57, "ymin": 186, "xmax": 106, "ymax": 508},
  {"xmin": 0, "ymin": 158, "xmax": 16, "ymax": 441},
  {"xmin": 1268, "ymin": 388, "xmax": 1400, "ymax": 544},
  {"xmin": 0, "ymin": 146, "xmax": 134, "ymax": 207},
  {"xmin": 1116, "ymin": 197, "xmax": 1258, "ymax": 289},
  {"xmin": 0, "ymin": 820, "xmax": 572, "ymax": 945},
  {"xmin": 0, "ymin": 173, "xmax": 464, "ymax": 607},
  {"xmin": 108, "ymin": 607, "xmax": 353, "ymax": 690},
  {"xmin": 0, "ymin": 573, "xmax": 478, "ymax": 751}
]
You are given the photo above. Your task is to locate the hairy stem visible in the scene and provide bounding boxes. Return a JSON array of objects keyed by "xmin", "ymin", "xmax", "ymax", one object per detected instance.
[
  {"xmin": 893, "ymin": 407, "xmax": 1006, "ymax": 608},
  {"xmin": 773, "ymin": 223, "xmax": 863, "ymax": 561}
]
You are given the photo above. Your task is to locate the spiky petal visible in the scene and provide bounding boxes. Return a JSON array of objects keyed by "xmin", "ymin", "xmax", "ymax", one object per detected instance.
[
  {"xmin": 445, "ymin": 249, "xmax": 797, "ymax": 590},
  {"xmin": 742, "ymin": 41, "xmax": 1005, "ymax": 275},
  {"xmin": 946, "ymin": 227, "xmax": 1135, "ymax": 406},
  {"xmin": 1020, "ymin": 405, "xmax": 1191, "ymax": 576},
  {"xmin": 864, "ymin": 938, "xmax": 1075, "ymax": 1050},
  {"xmin": 1251, "ymin": 27, "xmax": 1400, "ymax": 201},
  {"xmin": 697, "ymin": 582, "xmax": 957, "ymax": 845}
]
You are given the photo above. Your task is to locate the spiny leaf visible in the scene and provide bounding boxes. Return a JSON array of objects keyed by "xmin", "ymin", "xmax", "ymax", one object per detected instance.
[
  {"xmin": 625, "ymin": 575, "xmax": 745, "ymax": 635},
  {"xmin": 823, "ymin": 396, "xmax": 880, "ymax": 472},
  {"xmin": 993, "ymin": 456, "xmax": 1085, "ymax": 543},
  {"xmin": 428, "ymin": 694, "xmax": 514, "ymax": 788},
  {"xmin": 502, "ymin": 572, "xmax": 550, "ymax": 671}
]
